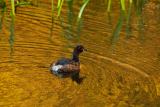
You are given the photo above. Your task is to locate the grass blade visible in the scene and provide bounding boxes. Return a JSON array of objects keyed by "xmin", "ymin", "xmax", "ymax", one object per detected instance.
[
  {"xmin": 11, "ymin": 0, "xmax": 15, "ymax": 16},
  {"xmin": 126, "ymin": 1, "xmax": 132, "ymax": 38},
  {"xmin": 107, "ymin": 0, "xmax": 112, "ymax": 12},
  {"xmin": 77, "ymin": 0, "xmax": 90, "ymax": 22},
  {"xmin": 57, "ymin": 0, "xmax": 64, "ymax": 17},
  {"xmin": 120, "ymin": 0, "xmax": 126, "ymax": 11},
  {"xmin": 111, "ymin": 11, "xmax": 124, "ymax": 44}
]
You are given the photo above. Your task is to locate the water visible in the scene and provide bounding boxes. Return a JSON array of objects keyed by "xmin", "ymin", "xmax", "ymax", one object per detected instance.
[{"xmin": 0, "ymin": 0, "xmax": 160, "ymax": 106}]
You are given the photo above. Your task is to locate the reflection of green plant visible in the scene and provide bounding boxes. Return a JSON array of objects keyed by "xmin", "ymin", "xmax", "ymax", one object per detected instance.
[
  {"xmin": 6, "ymin": 0, "xmax": 31, "ymax": 54},
  {"xmin": 55, "ymin": 0, "xmax": 147, "ymax": 43},
  {"xmin": 55, "ymin": 0, "xmax": 90, "ymax": 22},
  {"xmin": 0, "ymin": 0, "xmax": 6, "ymax": 31},
  {"xmin": 0, "ymin": 0, "xmax": 6, "ymax": 10},
  {"xmin": 1, "ymin": 0, "xmax": 148, "ymax": 49},
  {"xmin": 108, "ymin": 0, "xmax": 147, "ymax": 44}
]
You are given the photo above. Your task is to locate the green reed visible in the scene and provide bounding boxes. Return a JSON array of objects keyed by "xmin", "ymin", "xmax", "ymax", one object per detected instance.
[
  {"xmin": 107, "ymin": 0, "xmax": 112, "ymax": 12},
  {"xmin": 0, "ymin": 0, "xmax": 148, "ymax": 51},
  {"xmin": 0, "ymin": 0, "xmax": 31, "ymax": 54},
  {"xmin": 108, "ymin": 0, "xmax": 147, "ymax": 44},
  {"xmin": 125, "ymin": 0, "xmax": 132, "ymax": 38},
  {"xmin": 9, "ymin": 0, "xmax": 15, "ymax": 55},
  {"xmin": 9, "ymin": 15, "xmax": 15, "ymax": 55},
  {"xmin": 11, "ymin": 0, "xmax": 15, "ymax": 16},
  {"xmin": 111, "ymin": 11, "xmax": 124, "ymax": 44},
  {"xmin": 77, "ymin": 0, "xmax": 90, "ymax": 22},
  {"xmin": 54, "ymin": 0, "xmax": 146, "ymax": 43},
  {"xmin": 57, "ymin": 0, "xmax": 64, "ymax": 17},
  {"xmin": 56, "ymin": 0, "xmax": 90, "ymax": 22},
  {"xmin": 0, "ymin": 0, "xmax": 6, "ymax": 31}
]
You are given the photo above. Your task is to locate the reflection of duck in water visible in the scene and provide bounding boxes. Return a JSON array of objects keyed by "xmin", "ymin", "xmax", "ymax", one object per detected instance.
[{"xmin": 50, "ymin": 45, "xmax": 86, "ymax": 84}]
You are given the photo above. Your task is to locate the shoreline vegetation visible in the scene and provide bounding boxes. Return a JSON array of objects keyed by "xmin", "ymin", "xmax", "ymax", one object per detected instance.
[{"xmin": 0, "ymin": 0, "xmax": 148, "ymax": 53}]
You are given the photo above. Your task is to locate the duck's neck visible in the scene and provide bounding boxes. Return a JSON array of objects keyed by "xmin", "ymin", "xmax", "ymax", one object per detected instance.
[{"xmin": 72, "ymin": 51, "xmax": 79, "ymax": 62}]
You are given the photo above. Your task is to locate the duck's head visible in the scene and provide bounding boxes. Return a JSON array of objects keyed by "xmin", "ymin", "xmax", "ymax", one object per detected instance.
[{"xmin": 73, "ymin": 45, "xmax": 86, "ymax": 54}]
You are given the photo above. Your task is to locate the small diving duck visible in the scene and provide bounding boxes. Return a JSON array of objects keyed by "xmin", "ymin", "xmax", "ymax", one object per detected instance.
[{"xmin": 50, "ymin": 45, "xmax": 86, "ymax": 83}]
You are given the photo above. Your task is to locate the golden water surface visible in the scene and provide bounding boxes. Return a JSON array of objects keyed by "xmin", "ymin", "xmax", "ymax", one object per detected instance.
[{"xmin": 0, "ymin": 0, "xmax": 160, "ymax": 107}]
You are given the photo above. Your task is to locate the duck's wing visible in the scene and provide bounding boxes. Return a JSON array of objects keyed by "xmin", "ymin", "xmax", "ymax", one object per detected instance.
[
  {"xmin": 50, "ymin": 58, "xmax": 80, "ymax": 73},
  {"xmin": 50, "ymin": 58, "xmax": 70, "ymax": 69},
  {"xmin": 58, "ymin": 63, "xmax": 80, "ymax": 73}
]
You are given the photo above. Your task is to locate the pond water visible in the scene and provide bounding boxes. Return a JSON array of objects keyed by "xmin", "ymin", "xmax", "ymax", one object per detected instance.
[{"xmin": 0, "ymin": 0, "xmax": 160, "ymax": 106}]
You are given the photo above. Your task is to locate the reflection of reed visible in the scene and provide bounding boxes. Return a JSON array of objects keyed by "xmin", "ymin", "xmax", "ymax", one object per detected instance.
[
  {"xmin": 109, "ymin": 0, "xmax": 147, "ymax": 44},
  {"xmin": 9, "ymin": 16, "xmax": 15, "ymax": 55},
  {"xmin": 1, "ymin": 0, "xmax": 147, "ymax": 46},
  {"xmin": 0, "ymin": 0, "xmax": 6, "ymax": 31}
]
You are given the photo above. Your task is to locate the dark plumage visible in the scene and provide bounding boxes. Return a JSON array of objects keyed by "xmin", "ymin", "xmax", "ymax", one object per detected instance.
[{"xmin": 50, "ymin": 45, "xmax": 86, "ymax": 83}]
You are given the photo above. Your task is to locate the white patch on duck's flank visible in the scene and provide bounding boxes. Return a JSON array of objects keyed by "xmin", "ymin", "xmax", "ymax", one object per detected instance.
[{"xmin": 51, "ymin": 65, "xmax": 63, "ymax": 74}]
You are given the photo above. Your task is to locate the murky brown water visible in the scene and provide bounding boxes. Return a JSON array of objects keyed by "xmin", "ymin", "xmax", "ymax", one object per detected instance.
[{"xmin": 0, "ymin": 0, "xmax": 160, "ymax": 107}]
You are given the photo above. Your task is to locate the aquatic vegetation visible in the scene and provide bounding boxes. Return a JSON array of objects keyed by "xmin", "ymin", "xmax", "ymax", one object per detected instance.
[
  {"xmin": 77, "ymin": 0, "xmax": 90, "ymax": 22},
  {"xmin": 0, "ymin": 0, "xmax": 31, "ymax": 54},
  {"xmin": 53, "ymin": 0, "xmax": 147, "ymax": 43},
  {"xmin": 11, "ymin": 0, "xmax": 15, "ymax": 16},
  {"xmin": 0, "ymin": 0, "xmax": 148, "ymax": 52},
  {"xmin": 9, "ymin": 16, "xmax": 15, "ymax": 55},
  {"xmin": 55, "ymin": 0, "xmax": 90, "ymax": 22},
  {"xmin": 57, "ymin": 0, "xmax": 64, "ymax": 17},
  {"xmin": 0, "ymin": 0, "xmax": 6, "ymax": 31},
  {"xmin": 108, "ymin": 0, "xmax": 147, "ymax": 43}
]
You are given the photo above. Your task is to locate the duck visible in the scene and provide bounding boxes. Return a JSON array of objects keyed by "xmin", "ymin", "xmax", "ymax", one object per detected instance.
[{"xmin": 50, "ymin": 45, "xmax": 86, "ymax": 83}]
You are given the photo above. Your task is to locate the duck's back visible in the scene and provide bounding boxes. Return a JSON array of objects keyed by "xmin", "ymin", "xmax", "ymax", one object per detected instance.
[{"xmin": 55, "ymin": 58, "xmax": 72, "ymax": 65}]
